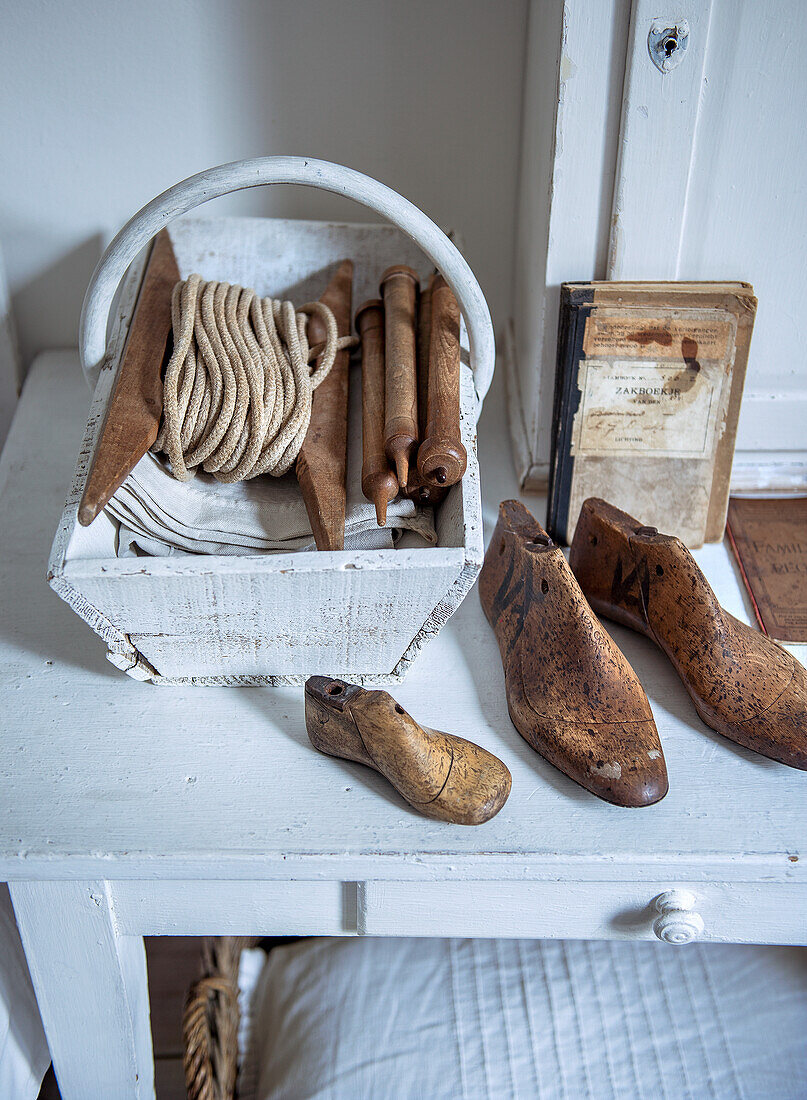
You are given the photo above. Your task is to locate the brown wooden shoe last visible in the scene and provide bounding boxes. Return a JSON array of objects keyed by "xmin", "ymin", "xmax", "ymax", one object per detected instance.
[
  {"xmin": 479, "ymin": 500, "xmax": 668, "ymax": 807},
  {"xmin": 304, "ymin": 677, "xmax": 512, "ymax": 825},
  {"xmin": 570, "ymin": 498, "xmax": 807, "ymax": 771}
]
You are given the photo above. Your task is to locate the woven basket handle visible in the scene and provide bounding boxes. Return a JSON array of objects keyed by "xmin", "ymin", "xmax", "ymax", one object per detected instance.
[{"xmin": 79, "ymin": 156, "xmax": 495, "ymax": 417}]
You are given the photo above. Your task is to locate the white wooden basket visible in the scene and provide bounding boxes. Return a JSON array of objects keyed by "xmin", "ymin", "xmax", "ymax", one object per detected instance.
[{"xmin": 48, "ymin": 157, "xmax": 495, "ymax": 685}]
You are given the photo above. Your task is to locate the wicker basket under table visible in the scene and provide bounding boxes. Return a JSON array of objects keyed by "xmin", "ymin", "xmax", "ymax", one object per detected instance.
[{"xmin": 183, "ymin": 937, "xmax": 251, "ymax": 1100}]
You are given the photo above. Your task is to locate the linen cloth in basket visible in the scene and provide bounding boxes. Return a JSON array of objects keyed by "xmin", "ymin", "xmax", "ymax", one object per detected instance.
[{"xmin": 107, "ymin": 366, "xmax": 435, "ymax": 556}]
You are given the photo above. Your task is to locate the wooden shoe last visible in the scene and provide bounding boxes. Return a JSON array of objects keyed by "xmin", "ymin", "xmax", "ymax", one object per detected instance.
[
  {"xmin": 570, "ymin": 498, "xmax": 807, "ymax": 770},
  {"xmin": 304, "ymin": 677, "xmax": 511, "ymax": 825},
  {"xmin": 479, "ymin": 500, "xmax": 668, "ymax": 807}
]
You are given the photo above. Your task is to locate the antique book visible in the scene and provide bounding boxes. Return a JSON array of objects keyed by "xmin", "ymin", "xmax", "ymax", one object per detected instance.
[
  {"xmin": 547, "ymin": 281, "xmax": 757, "ymax": 547},
  {"xmin": 726, "ymin": 496, "xmax": 807, "ymax": 643}
]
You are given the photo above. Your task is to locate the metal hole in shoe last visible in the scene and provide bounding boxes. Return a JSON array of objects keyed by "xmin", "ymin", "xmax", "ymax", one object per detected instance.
[{"xmin": 528, "ymin": 534, "xmax": 554, "ymax": 552}]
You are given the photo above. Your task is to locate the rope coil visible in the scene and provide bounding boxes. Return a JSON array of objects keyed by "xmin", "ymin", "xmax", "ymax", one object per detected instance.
[{"xmin": 155, "ymin": 274, "xmax": 355, "ymax": 481}]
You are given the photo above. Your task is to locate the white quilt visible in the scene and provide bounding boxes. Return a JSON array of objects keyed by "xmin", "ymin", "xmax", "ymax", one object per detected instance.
[{"xmin": 238, "ymin": 937, "xmax": 807, "ymax": 1100}]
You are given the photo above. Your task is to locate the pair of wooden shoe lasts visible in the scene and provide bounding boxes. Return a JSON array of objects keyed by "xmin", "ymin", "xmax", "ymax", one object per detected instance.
[
  {"xmin": 305, "ymin": 497, "xmax": 806, "ymax": 822},
  {"xmin": 481, "ymin": 498, "xmax": 807, "ymax": 807}
]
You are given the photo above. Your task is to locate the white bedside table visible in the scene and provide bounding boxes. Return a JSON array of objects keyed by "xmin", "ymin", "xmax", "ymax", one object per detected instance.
[{"xmin": 2, "ymin": 353, "xmax": 805, "ymax": 1099}]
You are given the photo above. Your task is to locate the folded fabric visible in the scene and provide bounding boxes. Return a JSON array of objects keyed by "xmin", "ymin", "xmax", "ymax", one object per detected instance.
[
  {"xmin": 106, "ymin": 365, "xmax": 436, "ymax": 556},
  {"xmin": 237, "ymin": 937, "xmax": 807, "ymax": 1100}
]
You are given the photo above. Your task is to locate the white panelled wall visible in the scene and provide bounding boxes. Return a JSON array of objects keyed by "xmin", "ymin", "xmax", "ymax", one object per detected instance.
[
  {"xmin": 678, "ymin": 0, "xmax": 807, "ymax": 486},
  {"xmin": 510, "ymin": 0, "xmax": 807, "ymax": 490}
]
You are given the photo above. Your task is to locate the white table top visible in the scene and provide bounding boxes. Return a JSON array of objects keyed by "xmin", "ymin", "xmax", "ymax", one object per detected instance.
[{"xmin": 1, "ymin": 352, "xmax": 804, "ymax": 885}]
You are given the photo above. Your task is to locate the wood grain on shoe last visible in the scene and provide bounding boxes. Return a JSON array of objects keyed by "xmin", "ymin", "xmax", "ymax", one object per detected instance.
[
  {"xmin": 570, "ymin": 498, "xmax": 807, "ymax": 771},
  {"xmin": 479, "ymin": 500, "xmax": 668, "ymax": 807},
  {"xmin": 304, "ymin": 677, "xmax": 511, "ymax": 825},
  {"xmin": 295, "ymin": 259, "xmax": 353, "ymax": 551}
]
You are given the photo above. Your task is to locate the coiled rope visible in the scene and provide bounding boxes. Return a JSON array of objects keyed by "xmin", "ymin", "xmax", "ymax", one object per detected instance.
[{"xmin": 154, "ymin": 274, "xmax": 355, "ymax": 482}]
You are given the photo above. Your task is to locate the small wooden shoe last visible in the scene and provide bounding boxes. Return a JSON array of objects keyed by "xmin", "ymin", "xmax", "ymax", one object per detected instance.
[
  {"xmin": 479, "ymin": 500, "xmax": 668, "ymax": 807},
  {"xmin": 570, "ymin": 498, "xmax": 807, "ymax": 770},
  {"xmin": 304, "ymin": 677, "xmax": 511, "ymax": 825}
]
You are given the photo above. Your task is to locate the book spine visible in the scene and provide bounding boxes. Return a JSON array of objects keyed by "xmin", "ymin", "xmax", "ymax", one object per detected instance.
[{"xmin": 547, "ymin": 287, "xmax": 593, "ymax": 542}]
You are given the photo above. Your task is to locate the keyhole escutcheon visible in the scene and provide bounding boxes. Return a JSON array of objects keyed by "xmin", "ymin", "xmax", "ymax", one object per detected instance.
[{"xmin": 648, "ymin": 19, "xmax": 690, "ymax": 73}]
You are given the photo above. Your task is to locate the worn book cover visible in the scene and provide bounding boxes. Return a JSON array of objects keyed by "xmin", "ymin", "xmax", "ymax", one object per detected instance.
[
  {"xmin": 726, "ymin": 496, "xmax": 807, "ymax": 643},
  {"xmin": 547, "ymin": 282, "xmax": 757, "ymax": 547}
]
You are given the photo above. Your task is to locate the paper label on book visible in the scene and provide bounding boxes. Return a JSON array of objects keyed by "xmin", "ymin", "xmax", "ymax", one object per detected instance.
[
  {"xmin": 571, "ymin": 309, "xmax": 737, "ymax": 459},
  {"xmin": 573, "ymin": 358, "xmax": 726, "ymax": 458},
  {"xmin": 556, "ymin": 300, "xmax": 749, "ymax": 547},
  {"xmin": 582, "ymin": 315, "xmax": 734, "ymax": 361}
]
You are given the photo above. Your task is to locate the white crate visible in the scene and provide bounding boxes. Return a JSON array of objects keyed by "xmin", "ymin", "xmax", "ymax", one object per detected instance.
[{"xmin": 48, "ymin": 158, "xmax": 494, "ymax": 685}]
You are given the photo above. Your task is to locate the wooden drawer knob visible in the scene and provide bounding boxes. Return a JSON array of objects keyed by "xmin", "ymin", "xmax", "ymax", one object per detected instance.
[{"xmin": 652, "ymin": 890, "xmax": 704, "ymax": 945}]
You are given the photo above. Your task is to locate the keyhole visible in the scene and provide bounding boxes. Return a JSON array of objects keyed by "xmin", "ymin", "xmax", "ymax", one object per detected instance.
[{"xmin": 648, "ymin": 20, "xmax": 689, "ymax": 73}]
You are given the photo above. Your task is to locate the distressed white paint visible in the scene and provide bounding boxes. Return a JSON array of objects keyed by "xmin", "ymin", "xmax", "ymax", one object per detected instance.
[
  {"xmin": 509, "ymin": 0, "xmax": 630, "ymax": 488},
  {"xmin": 50, "ymin": 211, "xmax": 486, "ymax": 683},
  {"xmin": 607, "ymin": 0, "xmax": 714, "ymax": 280},
  {"xmin": 357, "ymin": 881, "xmax": 804, "ymax": 945},
  {"xmin": 3, "ymin": 352, "xmax": 806, "ymax": 888},
  {"xmin": 8, "ymin": 881, "xmax": 154, "ymax": 1100},
  {"xmin": 112, "ymin": 881, "xmax": 354, "ymax": 937},
  {"xmin": 105, "ymin": 879, "xmax": 805, "ymax": 944},
  {"xmin": 4, "ymin": 351, "xmax": 806, "ymax": 1098}
]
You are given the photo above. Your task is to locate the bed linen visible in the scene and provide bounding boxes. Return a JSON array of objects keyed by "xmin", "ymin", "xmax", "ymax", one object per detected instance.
[{"xmin": 237, "ymin": 936, "xmax": 807, "ymax": 1100}]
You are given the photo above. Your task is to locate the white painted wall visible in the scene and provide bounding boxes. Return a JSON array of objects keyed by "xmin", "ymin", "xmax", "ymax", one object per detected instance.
[{"xmin": 0, "ymin": 0, "xmax": 527, "ymax": 423}]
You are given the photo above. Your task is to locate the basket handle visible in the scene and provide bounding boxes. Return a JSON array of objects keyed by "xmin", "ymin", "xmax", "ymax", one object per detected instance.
[{"xmin": 79, "ymin": 156, "xmax": 495, "ymax": 416}]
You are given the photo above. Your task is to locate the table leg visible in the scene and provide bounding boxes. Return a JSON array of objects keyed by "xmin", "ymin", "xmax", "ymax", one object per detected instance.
[{"xmin": 9, "ymin": 880, "xmax": 155, "ymax": 1100}]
